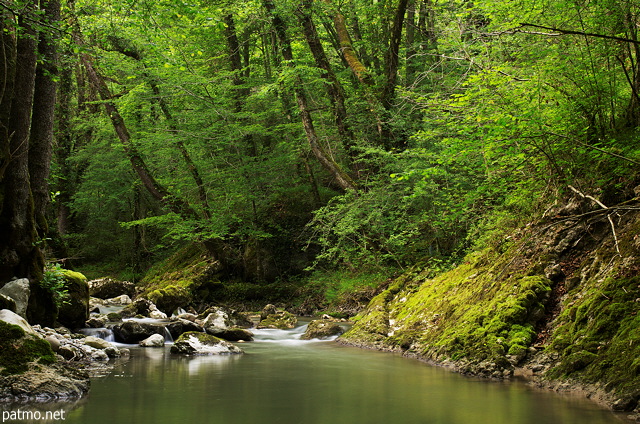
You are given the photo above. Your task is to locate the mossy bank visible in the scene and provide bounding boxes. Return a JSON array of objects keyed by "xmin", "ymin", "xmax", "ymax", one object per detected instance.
[{"xmin": 339, "ymin": 199, "xmax": 640, "ymax": 417}]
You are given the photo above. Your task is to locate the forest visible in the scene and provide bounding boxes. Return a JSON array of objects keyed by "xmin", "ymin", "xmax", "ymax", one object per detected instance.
[
  {"xmin": 2, "ymin": 0, "xmax": 640, "ymax": 287},
  {"xmin": 3, "ymin": 0, "xmax": 640, "ymax": 419},
  {"xmin": 5, "ymin": 0, "xmax": 640, "ymax": 290}
]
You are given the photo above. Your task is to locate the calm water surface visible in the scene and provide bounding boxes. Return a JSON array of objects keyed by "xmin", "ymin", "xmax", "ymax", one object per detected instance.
[{"xmin": 29, "ymin": 324, "xmax": 631, "ymax": 424}]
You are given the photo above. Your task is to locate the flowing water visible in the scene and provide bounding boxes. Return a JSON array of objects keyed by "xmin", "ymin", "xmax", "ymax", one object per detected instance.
[{"xmin": 19, "ymin": 323, "xmax": 631, "ymax": 423}]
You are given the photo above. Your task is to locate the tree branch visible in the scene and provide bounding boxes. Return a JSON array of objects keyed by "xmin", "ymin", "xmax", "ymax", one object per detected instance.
[
  {"xmin": 568, "ymin": 185, "xmax": 621, "ymax": 255},
  {"xmin": 518, "ymin": 23, "xmax": 640, "ymax": 45}
]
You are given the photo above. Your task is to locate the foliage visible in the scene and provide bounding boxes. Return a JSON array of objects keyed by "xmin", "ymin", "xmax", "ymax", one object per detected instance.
[
  {"xmin": 48, "ymin": 0, "xmax": 640, "ymax": 282},
  {"xmin": 41, "ymin": 264, "xmax": 70, "ymax": 308}
]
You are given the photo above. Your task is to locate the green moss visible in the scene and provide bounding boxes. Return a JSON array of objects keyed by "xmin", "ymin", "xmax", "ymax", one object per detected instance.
[
  {"xmin": 258, "ymin": 311, "xmax": 298, "ymax": 329},
  {"xmin": 547, "ymin": 274, "xmax": 640, "ymax": 396},
  {"xmin": 63, "ymin": 270, "xmax": 88, "ymax": 284},
  {"xmin": 141, "ymin": 244, "xmax": 209, "ymax": 293},
  {"xmin": 147, "ymin": 285, "xmax": 192, "ymax": 314},
  {"xmin": 0, "ymin": 322, "xmax": 56, "ymax": 375},
  {"xmin": 341, "ymin": 243, "xmax": 553, "ymax": 373},
  {"xmin": 0, "ymin": 321, "xmax": 25, "ymax": 340}
]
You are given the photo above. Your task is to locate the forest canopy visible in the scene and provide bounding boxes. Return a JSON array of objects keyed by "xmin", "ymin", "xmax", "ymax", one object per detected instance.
[{"xmin": 2, "ymin": 0, "xmax": 639, "ymax": 284}]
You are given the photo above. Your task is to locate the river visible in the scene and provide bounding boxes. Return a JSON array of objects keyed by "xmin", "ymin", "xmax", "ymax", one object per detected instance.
[{"xmin": 17, "ymin": 322, "xmax": 630, "ymax": 423}]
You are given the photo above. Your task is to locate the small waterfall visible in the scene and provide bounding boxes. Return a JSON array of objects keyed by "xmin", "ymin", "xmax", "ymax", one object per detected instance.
[
  {"xmin": 172, "ymin": 307, "xmax": 188, "ymax": 317},
  {"xmin": 80, "ymin": 328, "xmax": 115, "ymax": 342},
  {"xmin": 251, "ymin": 324, "xmax": 310, "ymax": 344},
  {"xmin": 163, "ymin": 326, "xmax": 174, "ymax": 343}
]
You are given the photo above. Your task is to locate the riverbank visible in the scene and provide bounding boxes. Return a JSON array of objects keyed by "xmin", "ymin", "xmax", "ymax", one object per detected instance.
[{"xmin": 338, "ymin": 198, "xmax": 640, "ymax": 420}]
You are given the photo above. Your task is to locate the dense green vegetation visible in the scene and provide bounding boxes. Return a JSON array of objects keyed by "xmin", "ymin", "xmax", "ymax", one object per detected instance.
[
  {"xmin": 2, "ymin": 0, "xmax": 640, "ymax": 408},
  {"xmin": 26, "ymin": 0, "xmax": 636, "ymax": 283}
]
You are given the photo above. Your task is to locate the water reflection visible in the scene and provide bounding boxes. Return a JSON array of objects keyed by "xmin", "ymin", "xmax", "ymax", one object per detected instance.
[{"xmin": 14, "ymin": 325, "xmax": 631, "ymax": 424}]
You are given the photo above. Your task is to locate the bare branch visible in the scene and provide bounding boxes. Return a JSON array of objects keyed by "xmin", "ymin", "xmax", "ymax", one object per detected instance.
[
  {"xmin": 518, "ymin": 23, "xmax": 640, "ymax": 45},
  {"xmin": 568, "ymin": 185, "xmax": 621, "ymax": 255}
]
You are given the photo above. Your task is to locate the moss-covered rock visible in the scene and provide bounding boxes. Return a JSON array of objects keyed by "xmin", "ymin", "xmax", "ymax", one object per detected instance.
[
  {"xmin": 301, "ymin": 319, "xmax": 344, "ymax": 340},
  {"xmin": 257, "ymin": 308, "xmax": 298, "ymax": 329},
  {"xmin": 170, "ymin": 331, "xmax": 244, "ymax": 355},
  {"xmin": 147, "ymin": 285, "xmax": 192, "ymax": 315},
  {"xmin": 341, "ymin": 253, "xmax": 552, "ymax": 378},
  {"xmin": 0, "ymin": 321, "xmax": 55, "ymax": 376},
  {"xmin": 89, "ymin": 277, "xmax": 136, "ymax": 299},
  {"xmin": 58, "ymin": 270, "xmax": 89, "ymax": 329}
]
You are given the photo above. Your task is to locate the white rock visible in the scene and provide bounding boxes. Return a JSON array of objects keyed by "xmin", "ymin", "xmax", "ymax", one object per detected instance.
[
  {"xmin": 139, "ymin": 333, "xmax": 165, "ymax": 347},
  {"xmin": 149, "ymin": 309, "xmax": 167, "ymax": 319},
  {"xmin": 203, "ymin": 309, "xmax": 231, "ymax": 333},
  {"xmin": 105, "ymin": 295, "xmax": 132, "ymax": 305},
  {"xmin": 84, "ymin": 335, "xmax": 113, "ymax": 350},
  {"xmin": 0, "ymin": 279, "xmax": 30, "ymax": 317},
  {"xmin": 0, "ymin": 309, "xmax": 37, "ymax": 336}
]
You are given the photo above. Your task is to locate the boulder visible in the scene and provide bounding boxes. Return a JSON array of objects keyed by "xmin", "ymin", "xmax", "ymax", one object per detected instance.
[
  {"xmin": 260, "ymin": 304, "xmax": 278, "ymax": 321},
  {"xmin": 0, "ymin": 309, "xmax": 36, "ymax": 336},
  {"xmin": 228, "ymin": 309, "xmax": 253, "ymax": 328},
  {"xmin": 176, "ymin": 312, "xmax": 198, "ymax": 322},
  {"xmin": 146, "ymin": 285, "xmax": 191, "ymax": 315},
  {"xmin": 57, "ymin": 270, "xmax": 90, "ymax": 329},
  {"xmin": 85, "ymin": 316, "xmax": 107, "ymax": 328},
  {"xmin": 84, "ymin": 336, "xmax": 112, "ymax": 350},
  {"xmin": 106, "ymin": 312, "xmax": 122, "ymax": 322},
  {"xmin": 200, "ymin": 306, "xmax": 252, "ymax": 328},
  {"xmin": 202, "ymin": 308, "xmax": 233, "ymax": 334},
  {"xmin": 89, "ymin": 278, "xmax": 136, "ymax": 299},
  {"xmin": 149, "ymin": 307, "xmax": 167, "ymax": 320},
  {"xmin": 170, "ymin": 332, "xmax": 244, "ymax": 355},
  {"xmin": 0, "ymin": 316, "xmax": 56, "ymax": 376},
  {"xmin": 301, "ymin": 319, "xmax": 344, "ymax": 340},
  {"xmin": 166, "ymin": 318, "xmax": 204, "ymax": 340},
  {"xmin": 45, "ymin": 335, "xmax": 61, "ymax": 352},
  {"xmin": 0, "ymin": 363, "xmax": 89, "ymax": 401},
  {"xmin": 0, "ymin": 294, "xmax": 16, "ymax": 313},
  {"xmin": 257, "ymin": 309, "xmax": 297, "ymax": 329},
  {"xmin": 104, "ymin": 295, "xmax": 132, "ymax": 306},
  {"xmin": 139, "ymin": 334, "xmax": 165, "ymax": 347},
  {"xmin": 213, "ymin": 328, "xmax": 254, "ymax": 342},
  {"xmin": 0, "ymin": 279, "xmax": 30, "ymax": 318},
  {"xmin": 111, "ymin": 320, "xmax": 159, "ymax": 344},
  {"xmin": 120, "ymin": 298, "xmax": 164, "ymax": 319}
]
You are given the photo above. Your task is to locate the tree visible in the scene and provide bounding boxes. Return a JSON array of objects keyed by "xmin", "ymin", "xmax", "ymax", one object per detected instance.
[
  {"xmin": 0, "ymin": 0, "xmax": 60, "ymax": 325},
  {"xmin": 262, "ymin": 0, "xmax": 357, "ymax": 191},
  {"xmin": 0, "ymin": 1, "xmax": 43, "ymax": 282}
]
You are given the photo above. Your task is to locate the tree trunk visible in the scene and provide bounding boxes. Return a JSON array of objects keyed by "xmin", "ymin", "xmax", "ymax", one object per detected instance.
[
  {"xmin": 0, "ymin": 3, "xmax": 46, "ymax": 284},
  {"xmin": 224, "ymin": 13, "xmax": 248, "ymax": 103},
  {"xmin": 0, "ymin": 13, "xmax": 17, "ymax": 184},
  {"xmin": 298, "ymin": 0, "xmax": 357, "ymax": 164},
  {"xmin": 381, "ymin": 0, "xmax": 409, "ymax": 112},
  {"xmin": 262, "ymin": 0, "xmax": 357, "ymax": 191},
  {"xmin": 55, "ymin": 57, "xmax": 74, "ymax": 237},
  {"xmin": 29, "ymin": 0, "xmax": 60, "ymax": 236},
  {"xmin": 73, "ymin": 27, "xmax": 199, "ymax": 220},
  {"xmin": 322, "ymin": 0, "xmax": 374, "ymax": 87}
]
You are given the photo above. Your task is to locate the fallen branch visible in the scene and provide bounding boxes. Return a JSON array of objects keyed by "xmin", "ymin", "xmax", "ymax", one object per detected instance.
[{"xmin": 568, "ymin": 185, "xmax": 621, "ymax": 255}]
